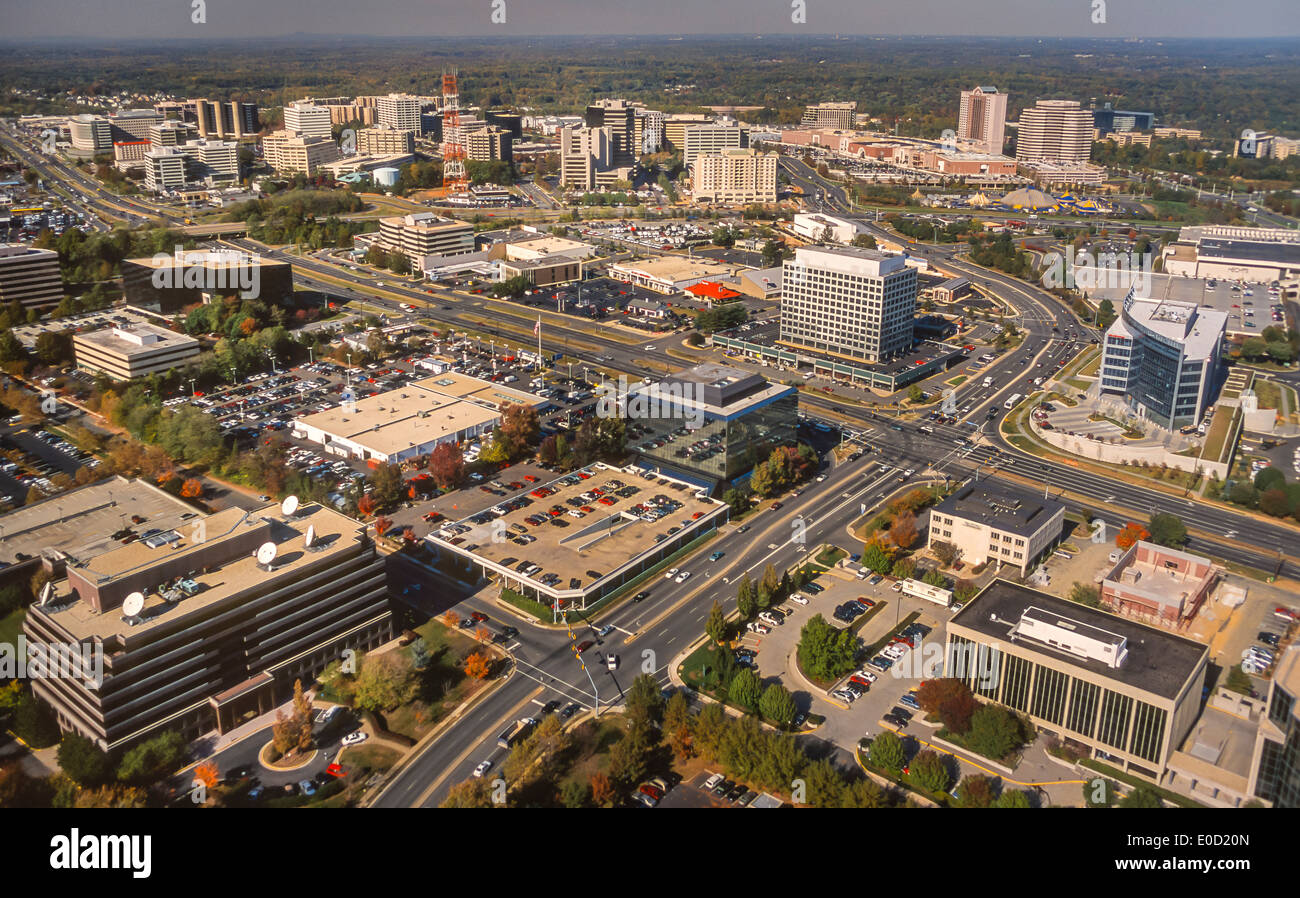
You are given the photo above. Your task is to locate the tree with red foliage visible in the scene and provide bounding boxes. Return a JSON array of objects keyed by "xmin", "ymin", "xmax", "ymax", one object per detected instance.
[
  {"xmin": 180, "ymin": 478, "xmax": 204, "ymax": 499},
  {"xmin": 357, "ymin": 493, "xmax": 377, "ymax": 517},
  {"xmin": 374, "ymin": 516, "xmax": 393, "ymax": 536},
  {"xmin": 916, "ymin": 678, "xmax": 977, "ymax": 734},
  {"xmin": 428, "ymin": 442, "xmax": 466, "ymax": 489}
]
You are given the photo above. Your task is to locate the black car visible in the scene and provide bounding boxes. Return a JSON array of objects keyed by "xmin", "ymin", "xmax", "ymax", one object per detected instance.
[
  {"xmin": 712, "ymin": 778, "xmax": 734, "ymax": 797},
  {"xmin": 803, "ymin": 582, "xmax": 825, "ymax": 594},
  {"xmin": 633, "ymin": 591, "xmax": 650, "ymax": 603},
  {"xmin": 541, "ymin": 700, "xmax": 561, "ymax": 715},
  {"xmin": 726, "ymin": 783, "xmax": 748, "ymax": 802},
  {"xmin": 499, "ymin": 625, "xmax": 519, "ymax": 640},
  {"xmin": 882, "ymin": 713, "xmax": 909, "ymax": 728},
  {"xmin": 1258, "ymin": 632, "xmax": 1281, "ymax": 646},
  {"xmin": 889, "ymin": 706, "xmax": 913, "ymax": 721},
  {"xmin": 560, "ymin": 703, "xmax": 580, "ymax": 720}
]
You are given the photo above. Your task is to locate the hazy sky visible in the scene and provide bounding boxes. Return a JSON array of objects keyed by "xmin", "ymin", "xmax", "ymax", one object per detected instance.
[{"xmin": 4, "ymin": 0, "xmax": 1299, "ymax": 40}]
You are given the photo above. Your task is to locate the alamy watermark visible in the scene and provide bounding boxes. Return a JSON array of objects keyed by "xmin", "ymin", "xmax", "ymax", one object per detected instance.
[
  {"xmin": 1040, "ymin": 249, "xmax": 1152, "ymax": 299},
  {"xmin": 595, "ymin": 376, "xmax": 705, "ymax": 429},
  {"xmin": 151, "ymin": 246, "xmax": 261, "ymax": 299},
  {"xmin": 0, "ymin": 636, "xmax": 104, "ymax": 688},
  {"xmin": 889, "ymin": 634, "xmax": 1000, "ymax": 691}
]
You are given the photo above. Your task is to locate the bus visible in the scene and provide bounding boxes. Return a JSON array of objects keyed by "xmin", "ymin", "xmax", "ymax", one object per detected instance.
[{"xmin": 1004, "ymin": 393, "xmax": 1023, "ymax": 410}]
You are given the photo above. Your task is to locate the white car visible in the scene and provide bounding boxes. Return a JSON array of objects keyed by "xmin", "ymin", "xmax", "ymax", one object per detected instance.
[
  {"xmin": 815, "ymin": 474, "xmax": 827, "ymax": 482},
  {"xmin": 472, "ymin": 759, "xmax": 493, "ymax": 778},
  {"xmin": 852, "ymin": 669, "xmax": 878, "ymax": 684},
  {"xmin": 830, "ymin": 689, "xmax": 857, "ymax": 703},
  {"xmin": 703, "ymin": 773, "xmax": 725, "ymax": 791},
  {"xmin": 882, "ymin": 644, "xmax": 908, "ymax": 659},
  {"xmin": 675, "ymin": 571, "xmax": 691, "ymax": 583},
  {"xmin": 790, "ymin": 594, "xmax": 809, "ymax": 606},
  {"xmin": 341, "ymin": 731, "xmax": 368, "ymax": 746},
  {"xmin": 746, "ymin": 622, "xmax": 772, "ymax": 635},
  {"xmin": 664, "ymin": 567, "xmax": 679, "ymax": 580}
]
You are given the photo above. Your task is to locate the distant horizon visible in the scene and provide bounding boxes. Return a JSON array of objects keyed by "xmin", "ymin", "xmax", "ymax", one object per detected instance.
[
  {"xmin": 5, "ymin": 33, "xmax": 1300, "ymax": 45},
  {"xmin": 4, "ymin": 0, "xmax": 1299, "ymax": 42}
]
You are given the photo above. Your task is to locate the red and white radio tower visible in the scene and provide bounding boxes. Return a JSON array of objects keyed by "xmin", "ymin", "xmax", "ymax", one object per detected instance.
[{"xmin": 441, "ymin": 69, "xmax": 468, "ymax": 194}]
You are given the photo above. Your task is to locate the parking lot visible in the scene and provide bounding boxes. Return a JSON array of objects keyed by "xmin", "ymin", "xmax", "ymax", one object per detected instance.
[{"xmin": 733, "ymin": 566, "xmax": 959, "ymax": 750}]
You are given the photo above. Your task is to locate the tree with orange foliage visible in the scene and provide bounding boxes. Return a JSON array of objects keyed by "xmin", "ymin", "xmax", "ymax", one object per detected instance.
[
  {"xmin": 194, "ymin": 761, "xmax": 220, "ymax": 789},
  {"xmin": 590, "ymin": 772, "xmax": 617, "ymax": 807},
  {"xmin": 441, "ymin": 610, "xmax": 460, "ymax": 628},
  {"xmin": 374, "ymin": 516, "xmax": 393, "ymax": 536},
  {"xmin": 357, "ymin": 493, "xmax": 376, "ymax": 517},
  {"xmin": 1115, "ymin": 522, "xmax": 1149, "ymax": 550},
  {"xmin": 180, "ymin": 478, "xmax": 204, "ymax": 499},
  {"xmin": 890, "ymin": 509, "xmax": 918, "ymax": 550},
  {"xmin": 402, "ymin": 527, "xmax": 416, "ymax": 543},
  {"xmin": 669, "ymin": 725, "xmax": 694, "ymax": 763},
  {"xmin": 473, "ymin": 626, "xmax": 492, "ymax": 644},
  {"xmin": 464, "ymin": 650, "xmax": 491, "ymax": 680}
]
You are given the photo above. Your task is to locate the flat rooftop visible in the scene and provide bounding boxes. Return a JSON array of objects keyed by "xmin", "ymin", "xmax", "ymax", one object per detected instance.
[
  {"xmin": 0, "ymin": 477, "xmax": 198, "ymax": 566},
  {"xmin": 934, "ymin": 482, "xmax": 1064, "ymax": 538},
  {"xmin": 952, "ymin": 580, "xmax": 1208, "ymax": 700},
  {"xmin": 293, "ymin": 372, "xmax": 541, "ymax": 454},
  {"xmin": 73, "ymin": 323, "xmax": 199, "ymax": 357},
  {"xmin": 43, "ymin": 502, "xmax": 366, "ymax": 643},
  {"xmin": 611, "ymin": 255, "xmax": 745, "ymax": 283},
  {"xmin": 649, "ymin": 362, "xmax": 794, "ymax": 417},
  {"xmin": 430, "ymin": 464, "xmax": 725, "ymax": 594}
]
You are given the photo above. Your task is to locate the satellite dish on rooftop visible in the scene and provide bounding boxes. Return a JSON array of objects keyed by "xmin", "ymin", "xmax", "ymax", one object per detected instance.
[
  {"xmin": 303, "ymin": 524, "xmax": 316, "ymax": 549},
  {"xmin": 38, "ymin": 581, "xmax": 54, "ymax": 607},
  {"xmin": 122, "ymin": 591, "xmax": 145, "ymax": 617},
  {"xmin": 256, "ymin": 542, "xmax": 278, "ymax": 567},
  {"xmin": 281, "ymin": 495, "xmax": 300, "ymax": 517}
]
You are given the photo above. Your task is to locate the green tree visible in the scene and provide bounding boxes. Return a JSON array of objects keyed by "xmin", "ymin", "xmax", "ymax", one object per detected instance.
[
  {"xmin": 955, "ymin": 774, "xmax": 996, "ymax": 808},
  {"xmin": 116, "ymin": 731, "xmax": 187, "ymax": 785},
  {"xmin": 995, "ymin": 788, "xmax": 1033, "ymax": 808},
  {"xmin": 737, "ymin": 576, "xmax": 757, "ymax": 620},
  {"xmin": 705, "ymin": 600, "xmax": 728, "ymax": 645},
  {"xmin": 625, "ymin": 674, "xmax": 666, "ymax": 729},
  {"xmin": 1119, "ymin": 786, "xmax": 1164, "ymax": 808},
  {"xmin": 862, "ymin": 541, "xmax": 892, "ymax": 574},
  {"xmin": 56, "ymin": 734, "xmax": 114, "ymax": 786},
  {"xmin": 907, "ymin": 749, "xmax": 951, "ymax": 794},
  {"xmin": 353, "ymin": 651, "xmax": 418, "ymax": 712},
  {"xmin": 1148, "ymin": 512, "xmax": 1188, "ymax": 548},
  {"xmin": 1068, "ymin": 581, "xmax": 1102, "ymax": 608},
  {"xmin": 560, "ymin": 780, "xmax": 592, "ymax": 808},
  {"xmin": 759, "ymin": 683, "xmax": 798, "ymax": 726},
  {"xmin": 868, "ymin": 730, "xmax": 906, "ymax": 772},
  {"xmin": 608, "ymin": 722, "xmax": 654, "ymax": 786},
  {"xmin": 728, "ymin": 668, "xmax": 763, "ymax": 712},
  {"xmin": 965, "ymin": 705, "xmax": 1027, "ymax": 761},
  {"xmin": 796, "ymin": 614, "xmax": 859, "ymax": 681}
]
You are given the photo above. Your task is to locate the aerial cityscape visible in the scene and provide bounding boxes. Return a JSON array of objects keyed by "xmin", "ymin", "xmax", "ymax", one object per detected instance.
[{"xmin": 1, "ymin": 1, "xmax": 1298, "ymax": 841}]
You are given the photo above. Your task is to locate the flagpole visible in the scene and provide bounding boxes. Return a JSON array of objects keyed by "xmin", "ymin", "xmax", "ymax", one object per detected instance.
[{"xmin": 536, "ymin": 316, "xmax": 542, "ymax": 370}]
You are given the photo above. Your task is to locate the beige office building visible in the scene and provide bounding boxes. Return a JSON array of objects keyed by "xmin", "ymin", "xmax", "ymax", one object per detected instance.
[
  {"xmin": 376, "ymin": 212, "xmax": 475, "ymax": 270},
  {"xmin": 691, "ymin": 147, "xmax": 777, "ymax": 205},
  {"xmin": 73, "ymin": 324, "xmax": 200, "ymax": 380},
  {"xmin": 927, "ymin": 481, "xmax": 1065, "ymax": 577},
  {"xmin": 68, "ymin": 114, "xmax": 112, "ymax": 155},
  {"xmin": 1016, "ymin": 99, "xmax": 1093, "ymax": 164},
  {"xmin": 682, "ymin": 124, "xmax": 748, "ymax": 166},
  {"xmin": 947, "ymin": 580, "xmax": 1209, "ymax": 779},
  {"xmin": 559, "ymin": 125, "xmax": 633, "ymax": 190},
  {"xmin": 663, "ymin": 114, "xmax": 715, "ymax": 152},
  {"xmin": 357, "ymin": 126, "xmax": 416, "ymax": 156},
  {"xmin": 262, "ymin": 130, "xmax": 341, "ymax": 175},
  {"xmin": 0, "ymin": 244, "xmax": 63, "ymax": 311},
  {"xmin": 958, "ymin": 86, "xmax": 1008, "ymax": 154},
  {"xmin": 466, "ymin": 126, "xmax": 513, "ymax": 162},
  {"xmin": 801, "ymin": 102, "xmax": 857, "ymax": 130}
]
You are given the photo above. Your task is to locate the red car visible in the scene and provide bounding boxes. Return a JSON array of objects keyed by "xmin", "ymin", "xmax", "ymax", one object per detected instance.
[
  {"xmin": 580, "ymin": 505, "xmax": 595, "ymax": 513},
  {"xmin": 849, "ymin": 676, "xmax": 873, "ymax": 690},
  {"xmin": 639, "ymin": 783, "xmax": 664, "ymax": 801},
  {"xmin": 598, "ymin": 497, "xmax": 615, "ymax": 506},
  {"xmin": 325, "ymin": 763, "xmax": 348, "ymax": 778},
  {"xmin": 523, "ymin": 475, "xmax": 539, "ymax": 483},
  {"xmin": 576, "ymin": 471, "xmax": 592, "ymax": 479},
  {"xmin": 470, "ymin": 611, "xmax": 488, "ymax": 623}
]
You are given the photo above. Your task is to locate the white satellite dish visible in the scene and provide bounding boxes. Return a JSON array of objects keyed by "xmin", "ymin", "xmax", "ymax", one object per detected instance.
[
  {"xmin": 38, "ymin": 581, "xmax": 54, "ymax": 607},
  {"xmin": 303, "ymin": 524, "xmax": 316, "ymax": 549},
  {"xmin": 122, "ymin": 591, "xmax": 145, "ymax": 617},
  {"xmin": 281, "ymin": 495, "xmax": 300, "ymax": 517},
  {"xmin": 256, "ymin": 542, "xmax": 277, "ymax": 567}
]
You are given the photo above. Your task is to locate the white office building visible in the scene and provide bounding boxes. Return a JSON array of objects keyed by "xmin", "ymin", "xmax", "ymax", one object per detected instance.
[
  {"xmin": 375, "ymin": 94, "xmax": 423, "ymax": 134},
  {"xmin": 282, "ymin": 103, "xmax": 333, "ymax": 139},
  {"xmin": 780, "ymin": 246, "xmax": 918, "ymax": 362}
]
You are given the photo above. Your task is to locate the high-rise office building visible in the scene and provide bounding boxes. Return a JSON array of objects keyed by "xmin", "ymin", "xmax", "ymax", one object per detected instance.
[
  {"xmin": 1094, "ymin": 103, "xmax": 1155, "ymax": 135},
  {"xmin": 1250, "ymin": 645, "xmax": 1300, "ymax": 807},
  {"xmin": 376, "ymin": 212, "xmax": 475, "ymax": 270},
  {"xmin": 357, "ymin": 126, "xmax": 416, "ymax": 156},
  {"xmin": 108, "ymin": 109, "xmax": 164, "ymax": 142},
  {"xmin": 1100, "ymin": 288, "xmax": 1226, "ymax": 429},
  {"xmin": 681, "ymin": 124, "xmax": 749, "ymax": 166},
  {"xmin": 559, "ymin": 125, "xmax": 633, "ymax": 190},
  {"xmin": 466, "ymin": 126, "xmax": 513, "ymax": 163},
  {"xmin": 958, "ymin": 86, "xmax": 1008, "ymax": 154},
  {"xmin": 282, "ymin": 102, "xmax": 333, "ymax": 140},
  {"xmin": 0, "ymin": 245, "xmax": 63, "ymax": 311},
  {"xmin": 691, "ymin": 148, "xmax": 777, "ymax": 204},
  {"xmin": 186, "ymin": 100, "xmax": 259, "ymax": 139},
  {"xmin": 635, "ymin": 107, "xmax": 665, "ymax": 154},
  {"xmin": 780, "ymin": 246, "xmax": 918, "ymax": 363},
  {"xmin": 375, "ymin": 93, "xmax": 423, "ymax": 133},
  {"xmin": 262, "ymin": 130, "xmax": 341, "ymax": 175},
  {"xmin": 1015, "ymin": 99, "xmax": 1093, "ymax": 164},
  {"xmin": 68, "ymin": 114, "xmax": 112, "ymax": 155},
  {"xmin": 801, "ymin": 101, "xmax": 857, "ymax": 130},
  {"xmin": 585, "ymin": 99, "xmax": 638, "ymax": 168},
  {"xmin": 484, "ymin": 110, "xmax": 523, "ymax": 141},
  {"xmin": 663, "ymin": 114, "xmax": 715, "ymax": 152}
]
